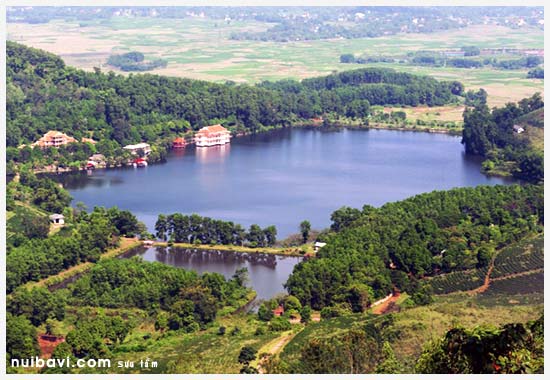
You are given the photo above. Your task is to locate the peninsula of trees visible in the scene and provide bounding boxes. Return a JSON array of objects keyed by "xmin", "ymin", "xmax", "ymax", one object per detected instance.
[{"xmin": 285, "ymin": 184, "xmax": 543, "ymax": 310}]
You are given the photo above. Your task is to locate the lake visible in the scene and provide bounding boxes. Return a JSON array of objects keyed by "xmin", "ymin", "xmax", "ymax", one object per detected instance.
[
  {"xmin": 54, "ymin": 128, "xmax": 514, "ymax": 238},
  {"xmin": 121, "ymin": 246, "xmax": 303, "ymax": 301}
]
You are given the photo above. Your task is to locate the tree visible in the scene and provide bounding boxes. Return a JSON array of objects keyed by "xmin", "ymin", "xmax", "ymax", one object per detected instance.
[
  {"xmin": 300, "ymin": 305, "xmax": 312, "ymax": 324},
  {"xmin": 263, "ymin": 225, "xmax": 277, "ymax": 247},
  {"xmin": 6, "ymin": 313, "xmax": 39, "ymax": 361},
  {"xmin": 258, "ymin": 303, "xmax": 274, "ymax": 322},
  {"xmin": 375, "ymin": 342, "xmax": 402, "ymax": 373},
  {"xmin": 238, "ymin": 346, "xmax": 258, "ymax": 365},
  {"xmin": 247, "ymin": 224, "xmax": 265, "ymax": 247},
  {"xmin": 415, "ymin": 315, "xmax": 544, "ymax": 374},
  {"xmin": 300, "ymin": 220, "xmax": 311, "ymax": 244},
  {"xmin": 155, "ymin": 214, "xmax": 168, "ymax": 241},
  {"xmin": 240, "ymin": 365, "xmax": 259, "ymax": 373}
]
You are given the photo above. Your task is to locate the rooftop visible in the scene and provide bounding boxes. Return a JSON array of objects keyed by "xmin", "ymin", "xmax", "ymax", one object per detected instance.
[{"xmin": 196, "ymin": 124, "xmax": 229, "ymax": 134}]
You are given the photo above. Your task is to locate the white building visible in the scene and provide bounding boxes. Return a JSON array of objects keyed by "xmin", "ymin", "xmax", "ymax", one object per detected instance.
[
  {"xmin": 49, "ymin": 214, "xmax": 65, "ymax": 225},
  {"xmin": 194, "ymin": 125, "xmax": 231, "ymax": 147},
  {"xmin": 123, "ymin": 143, "xmax": 151, "ymax": 156}
]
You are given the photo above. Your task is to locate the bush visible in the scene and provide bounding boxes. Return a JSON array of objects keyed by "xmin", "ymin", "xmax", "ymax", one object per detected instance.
[
  {"xmin": 269, "ymin": 317, "xmax": 291, "ymax": 332},
  {"xmin": 254, "ymin": 326, "xmax": 267, "ymax": 336},
  {"xmin": 320, "ymin": 304, "xmax": 351, "ymax": 319}
]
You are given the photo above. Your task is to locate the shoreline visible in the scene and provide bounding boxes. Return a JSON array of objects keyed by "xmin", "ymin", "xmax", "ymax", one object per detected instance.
[
  {"xmin": 153, "ymin": 241, "xmax": 310, "ymax": 257},
  {"xmin": 32, "ymin": 123, "xmax": 462, "ymax": 175}
]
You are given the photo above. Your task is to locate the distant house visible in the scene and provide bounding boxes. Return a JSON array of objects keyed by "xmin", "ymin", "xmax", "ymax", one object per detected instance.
[
  {"xmin": 49, "ymin": 214, "xmax": 65, "ymax": 225},
  {"xmin": 513, "ymin": 125, "xmax": 525, "ymax": 134},
  {"xmin": 89, "ymin": 154, "xmax": 106, "ymax": 163},
  {"xmin": 172, "ymin": 137, "xmax": 187, "ymax": 149},
  {"xmin": 314, "ymin": 242, "xmax": 327, "ymax": 253},
  {"xmin": 32, "ymin": 131, "xmax": 76, "ymax": 148},
  {"xmin": 123, "ymin": 143, "xmax": 151, "ymax": 156},
  {"xmin": 195, "ymin": 124, "xmax": 231, "ymax": 147},
  {"xmin": 81, "ymin": 137, "xmax": 97, "ymax": 145},
  {"xmin": 273, "ymin": 305, "xmax": 284, "ymax": 317}
]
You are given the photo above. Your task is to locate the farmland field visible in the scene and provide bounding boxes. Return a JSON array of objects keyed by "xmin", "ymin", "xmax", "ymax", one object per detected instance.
[
  {"xmin": 426, "ymin": 268, "xmax": 488, "ymax": 295},
  {"xmin": 425, "ymin": 234, "xmax": 544, "ymax": 295},
  {"xmin": 7, "ymin": 19, "xmax": 543, "ymax": 107},
  {"xmin": 491, "ymin": 234, "xmax": 544, "ymax": 279}
]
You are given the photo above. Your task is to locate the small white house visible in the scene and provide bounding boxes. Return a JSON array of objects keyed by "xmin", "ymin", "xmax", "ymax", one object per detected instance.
[
  {"xmin": 49, "ymin": 214, "xmax": 65, "ymax": 225},
  {"xmin": 513, "ymin": 125, "xmax": 525, "ymax": 134}
]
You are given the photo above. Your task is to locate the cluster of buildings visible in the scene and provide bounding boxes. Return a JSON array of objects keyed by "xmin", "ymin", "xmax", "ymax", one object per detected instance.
[{"xmin": 28, "ymin": 125, "xmax": 232, "ymax": 170}]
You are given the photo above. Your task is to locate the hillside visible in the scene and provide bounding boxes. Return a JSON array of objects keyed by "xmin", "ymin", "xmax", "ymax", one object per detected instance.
[
  {"xmin": 462, "ymin": 93, "xmax": 544, "ymax": 183},
  {"xmin": 7, "ymin": 41, "xmax": 461, "ymax": 147}
]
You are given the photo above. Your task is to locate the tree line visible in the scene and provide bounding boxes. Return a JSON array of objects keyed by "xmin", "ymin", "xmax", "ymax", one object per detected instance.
[
  {"xmin": 155, "ymin": 213, "xmax": 277, "ymax": 247},
  {"xmin": 340, "ymin": 52, "xmax": 542, "ymax": 71}
]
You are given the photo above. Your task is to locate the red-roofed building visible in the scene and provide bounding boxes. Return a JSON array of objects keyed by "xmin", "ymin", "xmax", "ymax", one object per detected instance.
[
  {"xmin": 173, "ymin": 137, "xmax": 188, "ymax": 149},
  {"xmin": 273, "ymin": 305, "xmax": 284, "ymax": 317},
  {"xmin": 195, "ymin": 124, "xmax": 231, "ymax": 147},
  {"xmin": 32, "ymin": 131, "xmax": 77, "ymax": 148}
]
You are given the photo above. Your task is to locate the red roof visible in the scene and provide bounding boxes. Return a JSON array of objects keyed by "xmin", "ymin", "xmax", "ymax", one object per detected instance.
[
  {"xmin": 196, "ymin": 124, "xmax": 229, "ymax": 136},
  {"xmin": 273, "ymin": 305, "xmax": 284, "ymax": 316},
  {"xmin": 173, "ymin": 137, "xmax": 186, "ymax": 144},
  {"xmin": 134, "ymin": 157, "xmax": 147, "ymax": 163}
]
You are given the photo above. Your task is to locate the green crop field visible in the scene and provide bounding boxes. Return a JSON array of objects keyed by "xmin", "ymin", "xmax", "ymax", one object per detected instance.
[
  {"xmin": 7, "ymin": 18, "xmax": 544, "ymax": 107},
  {"xmin": 491, "ymin": 234, "xmax": 544, "ymax": 279},
  {"xmin": 426, "ymin": 268, "xmax": 488, "ymax": 294}
]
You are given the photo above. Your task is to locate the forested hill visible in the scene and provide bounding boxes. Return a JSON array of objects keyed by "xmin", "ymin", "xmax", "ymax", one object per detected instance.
[
  {"xmin": 461, "ymin": 92, "xmax": 544, "ymax": 183},
  {"xmin": 7, "ymin": 41, "xmax": 461, "ymax": 151},
  {"xmin": 285, "ymin": 184, "xmax": 543, "ymax": 310}
]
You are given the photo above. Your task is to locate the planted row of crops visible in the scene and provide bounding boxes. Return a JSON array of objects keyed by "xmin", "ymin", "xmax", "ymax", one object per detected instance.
[
  {"xmin": 427, "ymin": 267, "xmax": 488, "ymax": 294},
  {"xmin": 491, "ymin": 234, "xmax": 544, "ymax": 279},
  {"xmin": 483, "ymin": 270, "xmax": 544, "ymax": 296}
]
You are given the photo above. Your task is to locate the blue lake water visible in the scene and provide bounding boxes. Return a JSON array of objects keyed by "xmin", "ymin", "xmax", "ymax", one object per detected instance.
[{"xmin": 54, "ymin": 128, "xmax": 514, "ymax": 238}]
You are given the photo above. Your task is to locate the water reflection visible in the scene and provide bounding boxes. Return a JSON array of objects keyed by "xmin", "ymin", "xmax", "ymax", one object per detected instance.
[
  {"xmin": 195, "ymin": 144, "xmax": 231, "ymax": 164},
  {"xmin": 121, "ymin": 246, "xmax": 301, "ymax": 300}
]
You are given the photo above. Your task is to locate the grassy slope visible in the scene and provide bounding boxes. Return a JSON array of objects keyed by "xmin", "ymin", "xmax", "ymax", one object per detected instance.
[
  {"xmin": 516, "ymin": 107, "xmax": 544, "ymax": 152},
  {"xmin": 7, "ymin": 201, "xmax": 49, "ymax": 243},
  {"xmin": 103, "ymin": 312, "xmax": 283, "ymax": 374}
]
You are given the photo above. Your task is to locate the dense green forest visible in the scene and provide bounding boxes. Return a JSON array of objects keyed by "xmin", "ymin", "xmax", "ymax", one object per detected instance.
[
  {"xmin": 67, "ymin": 258, "xmax": 250, "ymax": 330},
  {"xmin": 7, "ymin": 41, "xmax": 461, "ymax": 172},
  {"xmin": 7, "ymin": 258, "xmax": 250, "ymax": 369},
  {"xmin": 285, "ymin": 185, "xmax": 543, "ymax": 310},
  {"xmin": 462, "ymin": 93, "xmax": 544, "ymax": 183}
]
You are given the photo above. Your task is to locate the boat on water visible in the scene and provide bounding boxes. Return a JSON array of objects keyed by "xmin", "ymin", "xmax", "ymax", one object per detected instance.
[{"xmin": 132, "ymin": 157, "xmax": 148, "ymax": 168}]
